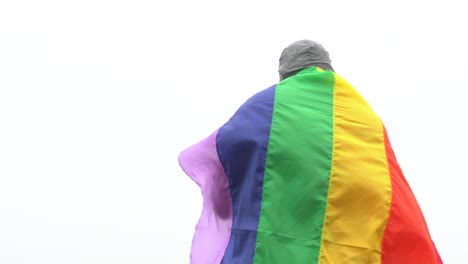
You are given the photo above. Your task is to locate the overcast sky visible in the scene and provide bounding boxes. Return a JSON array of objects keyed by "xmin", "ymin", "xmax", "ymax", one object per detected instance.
[{"xmin": 1, "ymin": 1, "xmax": 466, "ymax": 263}]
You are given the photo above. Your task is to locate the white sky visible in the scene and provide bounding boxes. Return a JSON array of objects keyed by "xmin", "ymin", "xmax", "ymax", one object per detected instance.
[{"xmin": 0, "ymin": 1, "xmax": 466, "ymax": 263}]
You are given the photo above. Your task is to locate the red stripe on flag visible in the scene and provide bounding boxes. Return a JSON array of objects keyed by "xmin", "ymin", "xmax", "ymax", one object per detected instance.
[{"xmin": 381, "ymin": 126, "xmax": 442, "ymax": 264}]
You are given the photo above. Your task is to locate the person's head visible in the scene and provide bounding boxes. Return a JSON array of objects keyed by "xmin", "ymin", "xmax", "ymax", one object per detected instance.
[{"xmin": 278, "ymin": 39, "xmax": 334, "ymax": 81}]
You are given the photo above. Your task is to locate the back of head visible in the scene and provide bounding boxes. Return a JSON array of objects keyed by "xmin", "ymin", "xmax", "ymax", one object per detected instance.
[{"xmin": 278, "ymin": 39, "xmax": 334, "ymax": 81}]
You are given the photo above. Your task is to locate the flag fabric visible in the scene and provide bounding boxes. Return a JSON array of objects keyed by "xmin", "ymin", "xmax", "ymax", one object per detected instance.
[{"xmin": 178, "ymin": 67, "xmax": 442, "ymax": 264}]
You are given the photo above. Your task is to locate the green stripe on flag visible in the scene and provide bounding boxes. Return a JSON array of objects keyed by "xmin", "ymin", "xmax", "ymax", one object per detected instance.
[{"xmin": 253, "ymin": 67, "xmax": 335, "ymax": 263}]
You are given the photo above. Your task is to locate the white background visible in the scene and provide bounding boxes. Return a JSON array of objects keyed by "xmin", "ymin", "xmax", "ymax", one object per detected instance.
[{"xmin": 1, "ymin": 1, "xmax": 466, "ymax": 263}]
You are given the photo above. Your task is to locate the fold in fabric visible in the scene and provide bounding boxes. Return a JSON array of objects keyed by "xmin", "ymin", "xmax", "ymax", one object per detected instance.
[{"xmin": 179, "ymin": 67, "xmax": 442, "ymax": 264}]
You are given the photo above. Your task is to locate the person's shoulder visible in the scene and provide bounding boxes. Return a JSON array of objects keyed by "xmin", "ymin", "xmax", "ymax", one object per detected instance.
[{"xmin": 240, "ymin": 84, "xmax": 277, "ymax": 108}]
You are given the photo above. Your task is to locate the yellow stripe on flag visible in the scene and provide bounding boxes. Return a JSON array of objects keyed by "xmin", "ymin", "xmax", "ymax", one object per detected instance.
[{"xmin": 319, "ymin": 74, "xmax": 392, "ymax": 263}]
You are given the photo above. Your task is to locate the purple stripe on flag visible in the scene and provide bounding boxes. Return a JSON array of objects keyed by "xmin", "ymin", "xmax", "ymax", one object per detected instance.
[{"xmin": 178, "ymin": 129, "xmax": 233, "ymax": 264}]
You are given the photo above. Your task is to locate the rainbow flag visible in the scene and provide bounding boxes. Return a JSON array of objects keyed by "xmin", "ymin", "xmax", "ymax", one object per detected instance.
[{"xmin": 179, "ymin": 67, "xmax": 442, "ymax": 263}]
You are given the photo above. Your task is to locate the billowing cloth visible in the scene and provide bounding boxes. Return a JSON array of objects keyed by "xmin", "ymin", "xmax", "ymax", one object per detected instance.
[{"xmin": 179, "ymin": 67, "xmax": 442, "ymax": 264}]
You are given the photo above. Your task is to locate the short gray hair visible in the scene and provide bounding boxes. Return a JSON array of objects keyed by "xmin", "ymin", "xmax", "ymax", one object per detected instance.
[{"xmin": 278, "ymin": 39, "xmax": 333, "ymax": 80}]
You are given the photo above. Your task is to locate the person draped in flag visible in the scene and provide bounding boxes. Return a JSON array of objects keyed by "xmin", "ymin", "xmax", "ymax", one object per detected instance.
[{"xmin": 179, "ymin": 39, "xmax": 443, "ymax": 264}]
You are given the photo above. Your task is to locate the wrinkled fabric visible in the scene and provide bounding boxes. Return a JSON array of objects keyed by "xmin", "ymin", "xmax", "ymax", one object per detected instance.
[{"xmin": 179, "ymin": 67, "xmax": 442, "ymax": 263}]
